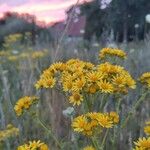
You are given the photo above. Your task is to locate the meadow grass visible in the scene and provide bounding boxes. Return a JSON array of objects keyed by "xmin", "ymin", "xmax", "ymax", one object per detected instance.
[{"xmin": 0, "ymin": 34, "xmax": 150, "ymax": 150}]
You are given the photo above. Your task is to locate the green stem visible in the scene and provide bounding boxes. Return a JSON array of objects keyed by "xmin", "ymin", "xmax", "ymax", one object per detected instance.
[
  {"xmin": 91, "ymin": 136, "xmax": 100, "ymax": 150},
  {"xmin": 36, "ymin": 117, "xmax": 51, "ymax": 134},
  {"xmin": 99, "ymin": 94, "xmax": 106, "ymax": 111},
  {"xmin": 116, "ymin": 97, "xmax": 122, "ymax": 114},
  {"xmin": 35, "ymin": 104, "xmax": 62, "ymax": 149},
  {"xmin": 84, "ymin": 94, "xmax": 90, "ymax": 112},
  {"xmin": 111, "ymin": 126, "xmax": 117, "ymax": 150},
  {"xmin": 101, "ymin": 129, "xmax": 109, "ymax": 150},
  {"xmin": 121, "ymin": 91, "xmax": 148, "ymax": 128},
  {"xmin": 36, "ymin": 117, "xmax": 62, "ymax": 149}
]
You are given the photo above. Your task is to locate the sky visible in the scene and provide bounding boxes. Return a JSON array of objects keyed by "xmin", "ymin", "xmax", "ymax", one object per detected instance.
[{"xmin": 0, "ymin": 0, "xmax": 92, "ymax": 23}]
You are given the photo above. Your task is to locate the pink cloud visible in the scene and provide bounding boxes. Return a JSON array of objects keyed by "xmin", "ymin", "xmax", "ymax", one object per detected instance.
[{"xmin": 0, "ymin": 0, "xmax": 93, "ymax": 23}]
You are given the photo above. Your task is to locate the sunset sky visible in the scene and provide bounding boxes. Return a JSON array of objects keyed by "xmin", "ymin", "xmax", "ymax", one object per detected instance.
[{"xmin": 0, "ymin": 0, "xmax": 92, "ymax": 23}]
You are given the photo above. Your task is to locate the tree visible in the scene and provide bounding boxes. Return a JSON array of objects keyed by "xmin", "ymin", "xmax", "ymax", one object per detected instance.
[{"xmin": 80, "ymin": 0, "xmax": 150, "ymax": 42}]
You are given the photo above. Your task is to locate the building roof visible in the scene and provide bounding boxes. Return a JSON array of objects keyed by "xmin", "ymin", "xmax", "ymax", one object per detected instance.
[
  {"xmin": 67, "ymin": 16, "xmax": 86, "ymax": 37},
  {"xmin": 52, "ymin": 16, "xmax": 86, "ymax": 37}
]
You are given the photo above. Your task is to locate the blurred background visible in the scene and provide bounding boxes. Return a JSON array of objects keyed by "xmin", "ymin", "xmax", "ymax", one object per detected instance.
[{"xmin": 0, "ymin": 0, "xmax": 150, "ymax": 149}]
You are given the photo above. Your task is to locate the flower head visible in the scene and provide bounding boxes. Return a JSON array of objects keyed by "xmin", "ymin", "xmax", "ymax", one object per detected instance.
[
  {"xmin": 69, "ymin": 93, "xmax": 83, "ymax": 106},
  {"xmin": 96, "ymin": 113, "xmax": 113, "ymax": 128},
  {"xmin": 72, "ymin": 112, "xmax": 119, "ymax": 136},
  {"xmin": 14, "ymin": 96, "xmax": 38, "ymax": 116},
  {"xmin": 83, "ymin": 146, "xmax": 96, "ymax": 150},
  {"xmin": 139, "ymin": 72, "xmax": 150, "ymax": 88},
  {"xmin": 99, "ymin": 47, "xmax": 127, "ymax": 59},
  {"xmin": 133, "ymin": 137, "xmax": 150, "ymax": 150},
  {"xmin": 98, "ymin": 80, "xmax": 114, "ymax": 93},
  {"xmin": 0, "ymin": 124, "xmax": 19, "ymax": 142},
  {"xmin": 72, "ymin": 115, "xmax": 93, "ymax": 136},
  {"xmin": 109, "ymin": 111, "xmax": 119, "ymax": 124},
  {"xmin": 144, "ymin": 121, "xmax": 150, "ymax": 136},
  {"xmin": 17, "ymin": 140, "xmax": 49, "ymax": 150}
]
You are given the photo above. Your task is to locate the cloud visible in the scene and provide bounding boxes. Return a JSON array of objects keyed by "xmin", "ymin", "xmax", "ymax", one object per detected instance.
[
  {"xmin": 0, "ymin": 0, "xmax": 93, "ymax": 23},
  {"xmin": 0, "ymin": 0, "xmax": 28, "ymax": 6}
]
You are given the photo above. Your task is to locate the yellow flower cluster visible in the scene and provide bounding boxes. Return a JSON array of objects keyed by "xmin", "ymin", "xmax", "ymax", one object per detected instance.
[
  {"xmin": 72, "ymin": 111, "xmax": 119, "ymax": 136},
  {"xmin": 144, "ymin": 121, "xmax": 150, "ymax": 136},
  {"xmin": 133, "ymin": 137, "xmax": 150, "ymax": 150},
  {"xmin": 35, "ymin": 59, "xmax": 135, "ymax": 106},
  {"xmin": 19, "ymin": 51, "xmax": 48, "ymax": 60},
  {"xmin": 0, "ymin": 124, "xmax": 19, "ymax": 142},
  {"xmin": 139, "ymin": 72, "xmax": 150, "ymax": 88},
  {"xmin": 99, "ymin": 47, "xmax": 127, "ymax": 59},
  {"xmin": 97, "ymin": 62, "xmax": 136, "ymax": 93},
  {"xmin": 31, "ymin": 51, "xmax": 47, "ymax": 59},
  {"xmin": 11, "ymin": 51, "xmax": 47, "ymax": 61},
  {"xmin": 83, "ymin": 146, "xmax": 95, "ymax": 150},
  {"xmin": 0, "ymin": 51, "xmax": 9, "ymax": 57},
  {"xmin": 17, "ymin": 140, "xmax": 49, "ymax": 150},
  {"xmin": 133, "ymin": 120, "xmax": 150, "ymax": 150},
  {"xmin": 7, "ymin": 55, "xmax": 18, "ymax": 61},
  {"xmin": 14, "ymin": 96, "xmax": 38, "ymax": 116},
  {"xmin": 4, "ymin": 33, "xmax": 22, "ymax": 45}
]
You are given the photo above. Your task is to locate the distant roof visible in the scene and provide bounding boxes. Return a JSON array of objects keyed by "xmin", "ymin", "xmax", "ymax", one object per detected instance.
[
  {"xmin": 67, "ymin": 16, "xmax": 86, "ymax": 37},
  {"xmin": 52, "ymin": 16, "xmax": 86, "ymax": 37}
]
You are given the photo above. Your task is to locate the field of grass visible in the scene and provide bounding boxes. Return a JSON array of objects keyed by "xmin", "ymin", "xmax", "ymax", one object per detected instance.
[{"xmin": 0, "ymin": 34, "xmax": 150, "ymax": 150}]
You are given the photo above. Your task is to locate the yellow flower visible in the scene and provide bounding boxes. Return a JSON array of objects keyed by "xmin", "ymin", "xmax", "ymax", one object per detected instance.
[
  {"xmin": 99, "ymin": 47, "xmax": 127, "ymax": 59},
  {"xmin": 0, "ymin": 124, "xmax": 19, "ymax": 142},
  {"xmin": 35, "ymin": 76, "xmax": 56, "ymax": 89},
  {"xmin": 17, "ymin": 144, "xmax": 29, "ymax": 150},
  {"xmin": 35, "ymin": 64, "xmax": 59, "ymax": 90},
  {"xmin": 86, "ymin": 112, "xmax": 100, "ymax": 127},
  {"xmin": 69, "ymin": 93, "xmax": 83, "ymax": 106},
  {"xmin": 61, "ymin": 73, "xmax": 75, "ymax": 91},
  {"xmin": 87, "ymin": 83, "xmax": 99, "ymax": 94},
  {"xmin": 139, "ymin": 72, "xmax": 150, "ymax": 81},
  {"xmin": 87, "ymin": 112, "xmax": 101, "ymax": 120},
  {"xmin": 72, "ymin": 112, "xmax": 119, "ymax": 136},
  {"xmin": 35, "ymin": 58, "xmax": 135, "ymax": 97},
  {"xmin": 7, "ymin": 56, "xmax": 18, "ymax": 61},
  {"xmin": 98, "ymin": 62, "xmax": 123, "ymax": 75},
  {"xmin": 19, "ymin": 52, "xmax": 29, "ymax": 59},
  {"xmin": 65, "ymin": 59, "xmax": 85, "ymax": 73},
  {"xmin": 72, "ymin": 77, "xmax": 86, "ymax": 92},
  {"xmin": 86, "ymin": 71, "xmax": 104, "ymax": 83},
  {"xmin": 144, "ymin": 126, "xmax": 150, "ymax": 136},
  {"xmin": 146, "ymin": 121, "xmax": 150, "ymax": 125},
  {"xmin": 50, "ymin": 62, "xmax": 66, "ymax": 73},
  {"xmin": 139, "ymin": 72, "xmax": 150, "ymax": 88},
  {"xmin": 125, "ymin": 75, "xmax": 136, "ymax": 89},
  {"xmin": 109, "ymin": 112, "xmax": 119, "ymax": 124},
  {"xmin": 112, "ymin": 75, "xmax": 126, "ymax": 87},
  {"xmin": 83, "ymin": 146, "xmax": 96, "ymax": 150},
  {"xmin": 147, "ymin": 79, "xmax": 150, "ymax": 88},
  {"xmin": 134, "ymin": 137, "xmax": 150, "ymax": 149},
  {"xmin": 14, "ymin": 96, "xmax": 38, "ymax": 116},
  {"xmin": 43, "ymin": 77, "xmax": 56, "ymax": 88},
  {"xmin": 98, "ymin": 80, "xmax": 114, "ymax": 93},
  {"xmin": 84, "ymin": 62, "xmax": 95, "ymax": 70},
  {"xmin": 73, "ymin": 69, "xmax": 85, "ymax": 78},
  {"xmin": 35, "ymin": 80, "xmax": 44, "ymax": 89},
  {"xmin": 31, "ymin": 51, "xmax": 45, "ymax": 59},
  {"xmin": 72, "ymin": 115, "xmax": 87, "ymax": 132},
  {"xmin": 72, "ymin": 115, "xmax": 93, "ymax": 136},
  {"xmin": 144, "ymin": 121, "xmax": 150, "ymax": 135},
  {"xmin": 97, "ymin": 62, "xmax": 136, "ymax": 93},
  {"xmin": 63, "ymin": 81, "xmax": 73, "ymax": 92},
  {"xmin": 40, "ymin": 144, "xmax": 49, "ymax": 150},
  {"xmin": 96, "ymin": 114, "xmax": 113, "ymax": 128},
  {"xmin": 17, "ymin": 140, "xmax": 49, "ymax": 150}
]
